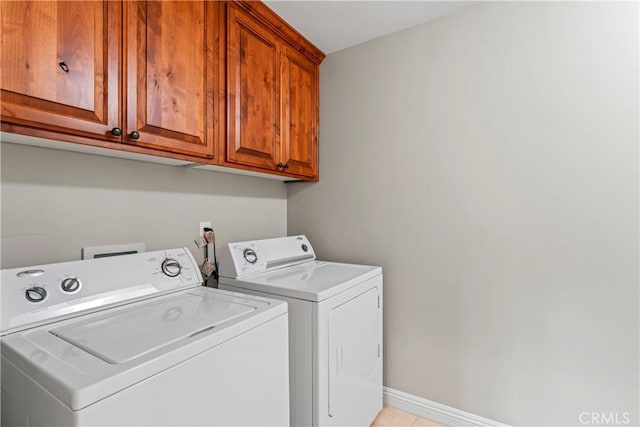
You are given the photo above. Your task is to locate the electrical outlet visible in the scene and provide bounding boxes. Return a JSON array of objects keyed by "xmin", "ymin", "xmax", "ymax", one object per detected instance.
[{"xmin": 199, "ymin": 221, "xmax": 211, "ymax": 236}]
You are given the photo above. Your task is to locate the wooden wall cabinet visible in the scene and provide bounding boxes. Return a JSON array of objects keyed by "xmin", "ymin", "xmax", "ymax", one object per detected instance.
[
  {"xmin": 1, "ymin": 1, "xmax": 323, "ymax": 181},
  {"xmin": 1, "ymin": 0, "xmax": 218, "ymax": 160},
  {"xmin": 0, "ymin": 1, "xmax": 121, "ymax": 141},
  {"xmin": 226, "ymin": 4, "xmax": 281, "ymax": 171},
  {"xmin": 124, "ymin": 1, "xmax": 218, "ymax": 159},
  {"xmin": 224, "ymin": 2, "xmax": 322, "ymax": 180},
  {"xmin": 281, "ymin": 45, "xmax": 319, "ymax": 178}
]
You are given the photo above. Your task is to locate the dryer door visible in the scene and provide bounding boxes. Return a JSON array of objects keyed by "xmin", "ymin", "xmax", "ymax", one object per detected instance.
[{"xmin": 328, "ymin": 286, "xmax": 380, "ymax": 416}]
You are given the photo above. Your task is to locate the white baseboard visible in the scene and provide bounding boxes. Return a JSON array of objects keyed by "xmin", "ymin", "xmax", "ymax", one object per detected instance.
[{"xmin": 383, "ymin": 387, "xmax": 508, "ymax": 427}]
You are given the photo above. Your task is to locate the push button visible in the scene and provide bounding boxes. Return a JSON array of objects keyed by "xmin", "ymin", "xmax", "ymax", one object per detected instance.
[{"xmin": 17, "ymin": 269, "xmax": 44, "ymax": 278}]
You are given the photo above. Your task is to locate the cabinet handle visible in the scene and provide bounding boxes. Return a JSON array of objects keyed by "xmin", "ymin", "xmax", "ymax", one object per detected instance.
[
  {"xmin": 111, "ymin": 127, "xmax": 122, "ymax": 136},
  {"xmin": 129, "ymin": 131, "xmax": 140, "ymax": 140},
  {"xmin": 276, "ymin": 162, "xmax": 284, "ymax": 169},
  {"xmin": 58, "ymin": 62, "xmax": 69, "ymax": 73},
  {"xmin": 283, "ymin": 163, "xmax": 289, "ymax": 169}
]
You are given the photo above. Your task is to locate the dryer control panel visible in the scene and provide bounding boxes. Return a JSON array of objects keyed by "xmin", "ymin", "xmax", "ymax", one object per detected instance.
[
  {"xmin": 1, "ymin": 248, "xmax": 202, "ymax": 336},
  {"xmin": 218, "ymin": 235, "xmax": 316, "ymax": 279}
]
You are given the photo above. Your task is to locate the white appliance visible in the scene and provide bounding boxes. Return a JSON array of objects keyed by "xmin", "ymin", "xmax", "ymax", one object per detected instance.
[
  {"xmin": 1, "ymin": 248, "xmax": 290, "ymax": 427},
  {"xmin": 218, "ymin": 235, "xmax": 383, "ymax": 427}
]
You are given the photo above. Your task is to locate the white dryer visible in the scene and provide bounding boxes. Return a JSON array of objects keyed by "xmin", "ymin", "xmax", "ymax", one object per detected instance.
[
  {"xmin": 218, "ymin": 235, "xmax": 383, "ymax": 427},
  {"xmin": 1, "ymin": 248, "xmax": 290, "ymax": 427}
]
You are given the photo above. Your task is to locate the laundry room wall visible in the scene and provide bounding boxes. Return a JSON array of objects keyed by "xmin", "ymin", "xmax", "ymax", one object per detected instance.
[
  {"xmin": 1, "ymin": 143, "xmax": 287, "ymax": 268},
  {"xmin": 287, "ymin": 2, "xmax": 638, "ymax": 426}
]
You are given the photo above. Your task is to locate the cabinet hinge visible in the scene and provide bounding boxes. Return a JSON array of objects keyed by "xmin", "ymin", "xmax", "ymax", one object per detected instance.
[
  {"xmin": 378, "ymin": 344, "xmax": 381, "ymax": 358},
  {"xmin": 377, "ymin": 295, "xmax": 380, "ymax": 308}
]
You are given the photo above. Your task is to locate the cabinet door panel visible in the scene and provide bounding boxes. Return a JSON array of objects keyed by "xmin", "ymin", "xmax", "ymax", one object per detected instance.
[
  {"xmin": 1, "ymin": 1, "xmax": 119, "ymax": 139},
  {"xmin": 125, "ymin": 1, "xmax": 216, "ymax": 158},
  {"xmin": 226, "ymin": 5, "xmax": 280, "ymax": 170},
  {"xmin": 282, "ymin": 46, "xmax": 318, "ymax": 178}
]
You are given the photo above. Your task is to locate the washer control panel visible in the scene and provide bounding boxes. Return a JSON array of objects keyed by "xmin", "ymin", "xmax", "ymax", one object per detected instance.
[{"xmin": 1, "ymin": 248, "xmax": 202, "ymax": 335}]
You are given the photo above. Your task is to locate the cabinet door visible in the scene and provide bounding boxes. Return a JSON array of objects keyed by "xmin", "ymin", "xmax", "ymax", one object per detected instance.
[
  {"xmin": 124, "ymin": 1, "xmax": 217, "ymax": 158},
  {"xmin": 226, "ymin": 4, "xmax": 281, "ymax": 171},
  {"xmin": 281, "ymin": 46, "xmax": 318, "ymax": 179},
  {"xmin": 1, "ymin": 1, "xmax": 120, "ymax": 140}
]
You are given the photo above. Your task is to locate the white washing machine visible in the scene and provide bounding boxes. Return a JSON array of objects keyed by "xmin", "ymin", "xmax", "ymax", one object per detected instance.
[
  {"xmin": 1, "ymin": 248, "xmax": 290, "ymax": 427},
  {"xmin": 218, "ymin": 235, "xmax": 383, "ymax": 427}
]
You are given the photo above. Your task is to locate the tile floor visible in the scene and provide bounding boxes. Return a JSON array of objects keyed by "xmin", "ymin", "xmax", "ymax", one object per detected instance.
[{"xmin": 372, "ymin": 405, "xmax": 442, "ymax": 427}]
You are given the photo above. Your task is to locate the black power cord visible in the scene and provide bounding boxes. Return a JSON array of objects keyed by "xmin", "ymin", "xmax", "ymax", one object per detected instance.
[{"xmin": 203, "ymin": 227, "xmax": 219, "ymax": 282}]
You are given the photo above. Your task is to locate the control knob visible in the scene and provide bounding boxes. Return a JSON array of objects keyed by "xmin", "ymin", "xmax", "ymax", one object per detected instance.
[
  {"xmin": 25, "ymin": 286, "xmax": 47, "ymax": 303},
  {"xmin": 243, "ymin": 248, "xmax": 258, "ymax": 264},
  {"xmin": 61, "ymin": 277, "xmax": 81, "ymax": 293},
  {"xmin": 161, "ymin": 258, "xmax": 182, "ymax": 277}
]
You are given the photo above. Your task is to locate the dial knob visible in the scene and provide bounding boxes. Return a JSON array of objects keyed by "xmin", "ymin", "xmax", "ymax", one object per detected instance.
[
  {"xmin": 25, "ymin": 286, "xmax": 47, "ymax": 303},
  {"xmin": 61, "ymin": 277, "xmax": 81, "ymax": 293},
  {"xmin": 243, "ymin": 248, "xmax": 258, "ymax": 264},
  {"xmin": 161, "ymin": 258, "xmax": 182, "ymax": 277}
]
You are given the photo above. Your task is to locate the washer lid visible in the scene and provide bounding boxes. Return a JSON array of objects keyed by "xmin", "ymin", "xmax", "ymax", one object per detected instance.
[
  {"xmin": 50, "ymin": 292, "xmax": 254, "ymax": 364},
  {"xmin": 1, "ymin": 287, "xmax": 287, "ymax": 411},
  {"xmin": 221, "ymin": 261, "xmax": 382, "ymax": 302}
]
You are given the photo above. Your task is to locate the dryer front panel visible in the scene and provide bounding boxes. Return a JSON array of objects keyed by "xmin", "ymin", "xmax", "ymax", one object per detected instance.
[{"xmin": 328, "ymin": 286, "xmax": 380, "ymax": 417}]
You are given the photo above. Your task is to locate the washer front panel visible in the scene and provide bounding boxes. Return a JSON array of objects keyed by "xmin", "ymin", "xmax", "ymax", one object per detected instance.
[{"xmin": 1, "ymin": 286, "xmax": 287, "ymax": 411}]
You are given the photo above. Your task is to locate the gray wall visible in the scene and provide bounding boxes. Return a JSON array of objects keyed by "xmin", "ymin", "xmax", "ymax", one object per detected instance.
[
  {"xmin": 1, "ymin": 143, "xmax": 287, "ymax": 268},
  {"xmin": 288, "ymin": 2, "xmax": 638, "ymax": 425}
]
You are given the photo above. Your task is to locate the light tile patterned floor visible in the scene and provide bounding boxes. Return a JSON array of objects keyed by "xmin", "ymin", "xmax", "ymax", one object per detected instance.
[{"xmin": 372, "ymin": 405, "xmax": 443, "ymax": 427}]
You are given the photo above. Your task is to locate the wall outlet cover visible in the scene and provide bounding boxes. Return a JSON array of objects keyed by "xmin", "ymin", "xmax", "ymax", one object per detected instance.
[{"xmin": 199, "ymin": 221, "xmax": 212, "ymax": 235}]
